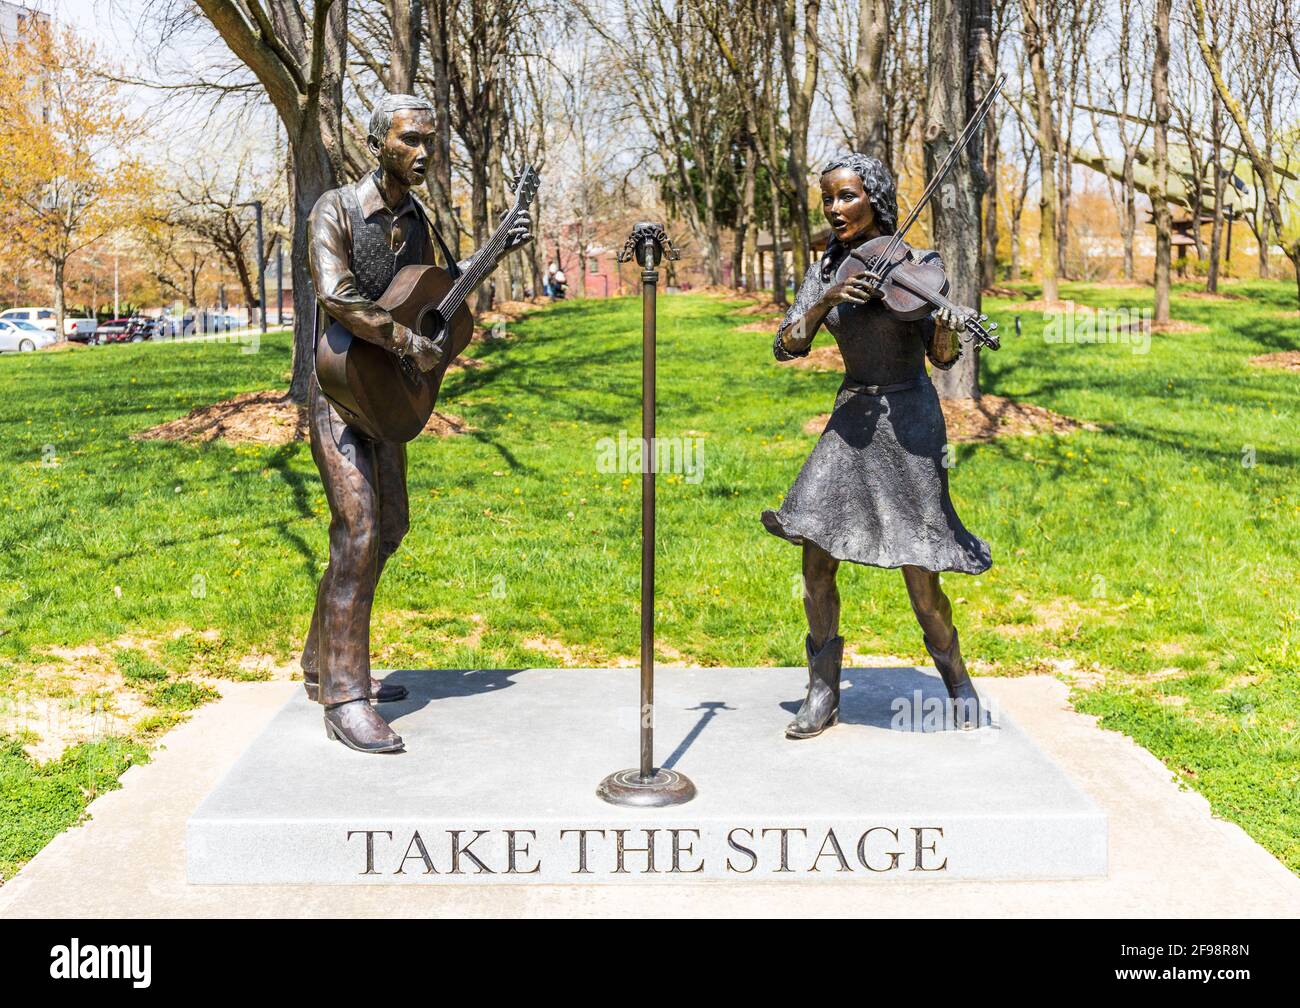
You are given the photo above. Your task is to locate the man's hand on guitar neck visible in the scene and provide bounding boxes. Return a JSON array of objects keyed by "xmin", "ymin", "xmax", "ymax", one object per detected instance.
[
  {"xmin": 453, "ymin": 210, "xmax": 532, "ymax": 275},
  {"xmin": 395, "ymin": 323, "xmax": 444, "ymax": 372},
  {"xmin": 499, "ymin": 210, "xmax": 533, "ymax": 260}
]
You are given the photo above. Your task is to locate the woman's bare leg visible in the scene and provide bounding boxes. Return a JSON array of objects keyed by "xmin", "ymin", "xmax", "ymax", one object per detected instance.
[
  {"xmin": 902, "ymin": 564, "xmax": 980, "ymax": 728},
  {"xmin": 786, "ymin": 542, "xmax": 845, "ymax": 738},
  {"xmin": 901, "ymin": 564, "xmax": 954, "ymax": 650},
  {"xmin": 802, "ymin": 542, "xmax": 841, "ymax": 649}
]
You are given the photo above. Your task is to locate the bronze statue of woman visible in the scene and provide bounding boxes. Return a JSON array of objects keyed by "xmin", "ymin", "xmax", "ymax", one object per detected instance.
[{"xmin": 762, "ymin": 153, "xmax": 990, "ymax": 737}]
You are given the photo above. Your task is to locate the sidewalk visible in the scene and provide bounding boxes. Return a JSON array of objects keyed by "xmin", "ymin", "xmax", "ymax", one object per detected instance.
[{"xmin": 1, "ymin": 674, "xmax": 1296, "ymax": 917}]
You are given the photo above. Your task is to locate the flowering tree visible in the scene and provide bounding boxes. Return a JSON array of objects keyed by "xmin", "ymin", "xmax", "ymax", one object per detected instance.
[{"xmin": 0, "ymin": 23, "xmax": 150, "ymax": 335}]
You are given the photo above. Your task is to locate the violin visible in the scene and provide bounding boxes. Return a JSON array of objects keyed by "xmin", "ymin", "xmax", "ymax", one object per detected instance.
[
  {"xmin": 834, "ymin": 233, "xmax": 1000, "ymax": 350},
  {"xmin": 828, "ymin": 73, "xmax": 1006, "ymax": 352}
]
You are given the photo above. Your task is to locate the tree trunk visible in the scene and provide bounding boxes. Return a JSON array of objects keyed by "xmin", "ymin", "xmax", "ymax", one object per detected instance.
[
  {"xmin": 1020, "ymin": 0, "xmax": 1058, "ymax": 303},
  {"xmin": 982, "ymin": 111, "xmax": 999, "ymax": 288},
  {"xmin": 733, "ymin": 140, "xmax": 752, "ymax": 290},
  {"xmin": 1207, "ymin": 96, "xmax": 1225, "ymax": 293},
  {"xmin": 1056, "ymin": 113, "xmax": 1072, "ymax": 280},
  {"xmin": 926, "ymin": 0, "xmax": 988, "ymax": 400},
  {"xmin": 196, "ymin": 0, "xmax": 350, "ymax": 403},
  {"xmin": 778, "ymin": 0, "xmax": 819, "ymax": 285},
  {"xmin": 287, "ymin": 134, "xmax": 344, "ymax": 402},
  {"xmin": 770, "ymin": 174, "xmax": 786, "ymax": 306},
  {"xmin": 853, "ymin": 0, "xmax": 889, "ymax": 157},
  {"xmin": 744, "ymin": 196, "xmax": 758, "ymax": 291},
  {"xmin": 423, "ymin": 0, "xmax": 460, "ymax": 253},
  {"xmin": 491, "ymin": 166, "xmax": 521, "ymax": 300},
  {"xmin": 53, "ymin": 258, "xmax": 65, "ymax": 340},
  {"xmin": 764, "ymin": 66, "xmax": 788, "ymax": 306},
  {"xmin": 1122, "ymin": 145, "xmax": 1137, "ymax": 280},
  {"xmin": 469, "ymin": 155, "xmax": 492, "ymax": 312},
  {"xmin": 703, "ymin": 177, "xmax": 723, "ymax": 285},
  {"xmin": 1152, "ymin": 0, "xmax": 1171, "ymax": 323},
  {"xmin": 384, "ymin": 0, "xmax": 421, "ymax": 93}
]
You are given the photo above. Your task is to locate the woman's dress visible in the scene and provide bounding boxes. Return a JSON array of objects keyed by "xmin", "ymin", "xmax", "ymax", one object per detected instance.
[{"xmin": 760, "ymin": 249, "xmax": 992, "ymax": 575}]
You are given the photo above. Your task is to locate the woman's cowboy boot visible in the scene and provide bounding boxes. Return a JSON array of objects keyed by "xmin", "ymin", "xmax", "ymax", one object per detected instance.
[
  {"xmin": 786, "ymin": 635, "xmax": 844, "ymax": 739},
  {"xmin": 323, "ymin": 699, "xmax": 405, "ymax": 754},
  {"xmin": 925, "ymin": 628, "xmax": 982, "ymax": 730}
]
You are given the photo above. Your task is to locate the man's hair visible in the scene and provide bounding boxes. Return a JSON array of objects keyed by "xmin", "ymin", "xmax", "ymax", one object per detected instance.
[{"xmin": 367, "ymin": 93, "xmax": 435, "ymax": 145}]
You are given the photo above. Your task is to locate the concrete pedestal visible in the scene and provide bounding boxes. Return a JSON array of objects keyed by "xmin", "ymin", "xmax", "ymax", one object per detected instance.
[{"xmin": 187, "ymin": 666, "xmax": 1106, "ymax": 884}]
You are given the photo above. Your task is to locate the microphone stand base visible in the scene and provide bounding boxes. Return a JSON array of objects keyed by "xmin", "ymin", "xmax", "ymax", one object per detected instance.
[{"xmin": 597, "ymin": 767, "xmax": 696, "ymax": 808}]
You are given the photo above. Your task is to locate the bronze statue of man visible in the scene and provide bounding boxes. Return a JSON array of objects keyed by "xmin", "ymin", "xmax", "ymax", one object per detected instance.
[{"xmin": 300, "ymin": 93, "xmax": 531, "ymax": 754}]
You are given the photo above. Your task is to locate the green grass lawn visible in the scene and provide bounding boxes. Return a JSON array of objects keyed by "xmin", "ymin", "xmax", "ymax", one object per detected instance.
[{"xmin": 0, "ymin": 278, "xmax": 1296, "ymax": 878}]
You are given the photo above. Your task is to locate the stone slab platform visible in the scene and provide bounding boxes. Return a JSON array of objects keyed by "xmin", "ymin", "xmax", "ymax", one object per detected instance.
[{"xmin": 187, "ymin": 666, "xmax": 1106, "ymax": 884}]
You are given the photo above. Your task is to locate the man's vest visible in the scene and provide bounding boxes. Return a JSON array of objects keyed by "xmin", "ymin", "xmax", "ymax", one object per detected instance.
[{"xmin": 339, "ymin": 183, "xmax": 461, "ymax": 298}]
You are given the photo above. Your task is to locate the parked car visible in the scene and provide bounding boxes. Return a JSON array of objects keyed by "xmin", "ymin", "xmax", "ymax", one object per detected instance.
[
  {"xmin": 0, "ymin": 318, "xmax": 57, "ymax": 353},
  {"xmin": 0, "ymin": 307, "xmax": 58, "ymax": 332},
  {"xmin": 127, "ymin": 317, "xmax": 161, "ymax": 341},
  {"xmin": 94, "ymin": 318, "xmax": 132, "ymax": 343},
  {"xmin": 159, "ymin": 315, "xmax": 196, "ymax": 339},
  {"xmin": 64, "ymin": 317, "xmax": 98, "ymax": 340}
]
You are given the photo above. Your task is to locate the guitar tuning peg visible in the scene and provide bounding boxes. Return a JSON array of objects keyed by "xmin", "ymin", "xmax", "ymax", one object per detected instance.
[
  {"xmin": 978, "ymin": 313, "xmax": 987, "ymax": 320},
  {"xmin": 988, "ymin": 322, "xmax": 998, "ymax": 331}
]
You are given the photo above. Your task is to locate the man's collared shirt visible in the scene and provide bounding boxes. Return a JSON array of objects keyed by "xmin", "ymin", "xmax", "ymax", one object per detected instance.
[{"xmin": 308, "ymin": 171, "xmax": 464, "ymax": 351}]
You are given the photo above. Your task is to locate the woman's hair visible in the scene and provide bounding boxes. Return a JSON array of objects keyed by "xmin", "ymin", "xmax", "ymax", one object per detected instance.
[{"xmin": 820, "ymin": 153, "xmax": 899, "ymax": 236}]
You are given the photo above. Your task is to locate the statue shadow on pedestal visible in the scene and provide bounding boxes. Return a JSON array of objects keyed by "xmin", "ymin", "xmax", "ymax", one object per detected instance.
[
  {"xmin": 368, "ymin": 667, "xmax": 523, "ymax": 721},
  {"xmin": 779, "ymin": 666, "xmax": 993, "ymax": 732},
  {"xmin": 661, "ymin": 700, "xmax": 735, "ymax": 770}
]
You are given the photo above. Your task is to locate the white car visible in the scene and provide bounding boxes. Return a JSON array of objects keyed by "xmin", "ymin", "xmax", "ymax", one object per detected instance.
[
  {"xmin": 0, "ymin": 307, "xmax": 58, "ymax": 332},
  {"xmin": 0, "ymin": 318, "xmax": 57, "ymax": 352},
  {"xmin": 64, "ymin": 317, "xmax": 97, "ymax": 339}
]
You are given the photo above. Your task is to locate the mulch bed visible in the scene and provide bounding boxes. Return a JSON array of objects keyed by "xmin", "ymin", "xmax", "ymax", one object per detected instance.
[
  {"xmin": 786, "ymin": 342, "xmax": 1097, "ymax": 443},
  {"xmin": 802, "ymin": 394, "xmax": 1099, "ymax": 443},
  {"xmin": 1249, "ymin": 351, "xmax": 1300, "ymax": 372},
  {"xmin": 134, "ymin": 390, "xmax": 471, "ymax": 446},
  {"xmin": 1150, "ymin": 319, "xmax": 1209, "ymax": 334},
  {"xmin": 734, "ymin": 298, "xmax": 787, "ymax": 316},
  {"xmin": 1179, "ymin": 290, "xmax": 1246, "ymax": 301},
  {"xmin": 1004, "ymin": 300, "xmax": 1097, "ymax": 314}
]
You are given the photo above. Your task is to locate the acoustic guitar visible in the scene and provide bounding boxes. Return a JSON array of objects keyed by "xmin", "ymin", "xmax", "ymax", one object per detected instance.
[{"xmin": 315, "ymin": 165, "xmax": 540, "ymax": 443}]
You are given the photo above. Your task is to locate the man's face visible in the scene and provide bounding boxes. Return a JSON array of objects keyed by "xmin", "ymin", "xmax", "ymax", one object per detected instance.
[{"xmin": 370, "ymin": 107, "xmax": 436, "ymax": 188}]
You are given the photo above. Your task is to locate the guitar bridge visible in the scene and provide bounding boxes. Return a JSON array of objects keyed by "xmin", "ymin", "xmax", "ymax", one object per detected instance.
[{"xmin": 395, "ymin": 351, "xmax": 422, "ymax": 387}]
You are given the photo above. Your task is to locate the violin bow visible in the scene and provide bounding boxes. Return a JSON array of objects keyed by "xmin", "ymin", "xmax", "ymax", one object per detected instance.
[{"xmin": 869, "ymin": 73, "xmax": 1007, "ymax": 279}]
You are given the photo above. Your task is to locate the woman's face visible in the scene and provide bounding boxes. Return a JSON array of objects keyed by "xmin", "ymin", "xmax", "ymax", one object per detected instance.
[{"xmin": 821, "ymin": 168, "xmax": 877, "ymax": 244}]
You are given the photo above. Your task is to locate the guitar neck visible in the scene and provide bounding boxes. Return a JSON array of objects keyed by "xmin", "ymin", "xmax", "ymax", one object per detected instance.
[{"xmin": 438, "ymin": 213, "xmax": 516, "ymax": 319}]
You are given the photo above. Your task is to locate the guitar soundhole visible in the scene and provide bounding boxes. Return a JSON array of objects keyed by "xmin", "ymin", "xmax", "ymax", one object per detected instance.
[{"xmin": 416, "ymin": 305, "xmax": 442, "ymax": 341}]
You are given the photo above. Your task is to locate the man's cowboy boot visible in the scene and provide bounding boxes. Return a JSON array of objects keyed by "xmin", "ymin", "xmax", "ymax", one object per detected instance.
[
  {"xmin": 786, "ymin": 634, "xmax": 844, "ymax": 739},
  {"xmin": 925, "ymin": 628, "xmax": 982, "ymax": 730},
  {"xmin": 303, "ymin": 674, "xmax": 408, "ymax": 704},
  {"xmin": 301, "ymin": 649, "xmax": 408, "ymax": 703},
  {"xmin": 323, "ymin": 699, "xmax": 405, "ymax": 754}
]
